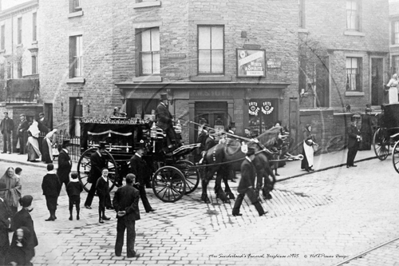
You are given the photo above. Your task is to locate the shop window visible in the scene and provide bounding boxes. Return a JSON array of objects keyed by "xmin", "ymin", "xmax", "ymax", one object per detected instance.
[
  {"xmin": 248, "ymin": 99, "xmax": 278, "ymax": 135},
  {"xmin": 32, "ymin": 56, "xmax": 38, "ymax": 74},
  {"xmin": 69, "ymin": 35, "xmax": 83, "ymax": 78},
  {"xmin": 17, "ymin": 60, "xmax": 22, "ymax": 78},
  {"xmin": 136, "ymin": 27, "xmax": 160, "ymax": 76},
  {"xmin": 198, "ymin": 25, "xmax": 224, "ymax": 74},
  {"xmin": 346, "ymin": 57, "xmax": 362, "ymax": 91},
  {"xmin": 126, "ymin": 98, "xmax": 159, "ymax": 119},
  {"xmin": 346, "ymin": 0, "xmax": 361, "ymax": 31}
]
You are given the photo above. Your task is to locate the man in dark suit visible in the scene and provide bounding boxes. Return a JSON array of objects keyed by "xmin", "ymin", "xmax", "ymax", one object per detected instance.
[
  {"xmin": 1, "ymin": 112, "xmax": 14, "ymax": 154},
  {"xmin": 130, "ymin": 141, "xmax": 154, "ymax": 213},
  {"xmin": 113, "ymin": 173, "xmax": 141, "ymax": 258},
  {"xmin": 41, "ymin": 163, "xmax": 61, "ymax": 221},
  {"xmin": 347, "ymin": 114, "xmax": 362, "ymax": 168},
  {"xmin": 17, "ymin": 114, "xmax": 29, "ymax": 154},
  {"xmin": 0, "ymin": 182, "xmax": 11, "ymax": 265},
  {"xmin": 155, "ymin": 93, "xmax": 179, "ymax": 150},
  {"xmin": 57, "ymin": 140, "xmax": 72, "ymax": 192},
  {"xmin": 232, "ymin": 147, "xmax": 266, "ymax": 217},
  {"xmin": 84, "ymin": 142, "xmax": 106, "ymax": 209}
]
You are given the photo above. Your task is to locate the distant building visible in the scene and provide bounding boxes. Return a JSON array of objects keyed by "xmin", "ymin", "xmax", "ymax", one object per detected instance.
[{"xmin": 390, "ymin": 0, "xmax": 399, "ymax": 75}]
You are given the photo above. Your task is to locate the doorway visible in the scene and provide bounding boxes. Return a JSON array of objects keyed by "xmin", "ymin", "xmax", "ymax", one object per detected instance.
[
  {"xmin": 194, "ymin": 101, "xmax": 228, "ymax": 137},
  {"xmin": 371, "ymin": 58, "xmax": 384, "ymax": 106}
]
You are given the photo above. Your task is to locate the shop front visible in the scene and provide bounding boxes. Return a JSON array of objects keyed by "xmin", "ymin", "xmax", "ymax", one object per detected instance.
[{"xmin": 116, "ymin": 82, "xmax": 290, "ymax": 145}]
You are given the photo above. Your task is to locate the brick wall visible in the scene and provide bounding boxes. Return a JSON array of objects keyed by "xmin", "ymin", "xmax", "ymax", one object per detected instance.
[{"xmin": 302, "ymin": 0, "xmax": 389, "ymax": 110}]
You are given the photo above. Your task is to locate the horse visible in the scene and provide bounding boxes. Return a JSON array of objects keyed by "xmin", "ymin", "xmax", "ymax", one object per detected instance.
[{"xmin": 199, "ymin": 127, "xmax": 284, "ymax": 204}]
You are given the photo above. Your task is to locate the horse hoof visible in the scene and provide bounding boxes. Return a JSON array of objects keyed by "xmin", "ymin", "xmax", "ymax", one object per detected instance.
[
  {"xmin": 201, "ymin": 196, "xmax": 210, "ymax": 203},
  {"xmin": 223, "ymin": 199, "xmax": 231, "ymax": 203},
  {"xmin": 263, "ymin": 194, "xmax": 273, "ymax": 200},
  {"xmin": 228, "ymin": 193, "xmax": 235, "ymax": 200}
]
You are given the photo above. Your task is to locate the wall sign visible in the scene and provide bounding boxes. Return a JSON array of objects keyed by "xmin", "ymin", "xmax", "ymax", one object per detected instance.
[{"xmin": 237, "ymin": 49, "xmax": 266, "ymax": 77}]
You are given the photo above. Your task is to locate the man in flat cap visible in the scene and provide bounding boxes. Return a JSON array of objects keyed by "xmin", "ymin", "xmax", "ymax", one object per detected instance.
[
  {"xmin": 57, "ymin": 140, "xmax": 72, "ymax": 194},
  {"xmin": 155, "ymin": 93, "xmax": 180, "ymax": 151},
  {"xmin": 1, "ymin": 112, "xmax": 14, "ymax": 154},
  {"xmin": 347, "ymin": 114, "xmax": 362, "ymax": 168},
  {"xmin": 17, "ymin": 114, "xmax": 29, "ymax": 154},
  {"xmin": 232, "ymin": 147, "xmax": 266, "ymax": 217}
]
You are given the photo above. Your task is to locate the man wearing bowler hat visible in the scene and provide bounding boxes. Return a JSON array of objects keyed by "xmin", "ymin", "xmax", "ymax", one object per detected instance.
[
  {"xmin": 57, "ymin": 140, "xmax": 72, "ymax": 193},
  {"xmin": 347, "ymin": 114, "xmax": 362, "ymax": 168},
  {"xmin": 232, "ymin": 147, "xmax": 266, "ymax": 217},
  {"xmin": 85, "ymin": 141, "xmax": 107, "ymax": 209},
  {"xmin": 17, "ymin": 114, "xmax": 29, "ymax": 154},
  {"xmin": 155, "ymin": 93, "xmax": 180, "ymax": 151},
  {"xmin": 1, "ymin": 112, "xmax": 14, "ymax": 154}
]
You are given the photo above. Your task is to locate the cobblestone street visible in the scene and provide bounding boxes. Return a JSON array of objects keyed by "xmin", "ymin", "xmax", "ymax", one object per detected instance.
[{"xmin": 2, "ymin": 149, "xmax": 392, "ymax": 266}]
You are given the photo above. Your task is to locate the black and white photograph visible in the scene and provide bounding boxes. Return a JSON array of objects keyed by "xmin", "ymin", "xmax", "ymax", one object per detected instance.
[{"xmin": 1, "ymin": 0, "xmax": 399, "ymax": 265}]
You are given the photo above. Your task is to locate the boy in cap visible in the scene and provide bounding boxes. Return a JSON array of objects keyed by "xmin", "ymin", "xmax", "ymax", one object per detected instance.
[
  {"xmin": 17, "ymin": 114, "xmax": 29, "ymax": 154},
  {"xmin": 57, "ymin": 140, "xmax": 72, "ymax": 192},
  {"xmin": 347, "ymin": 114, "xmax": 362, "ymax": 168},
  {"xmin": 232, "ymin": 147, "xmax": 266, "ymax": 217},
  {"xmin": 67, "ymin": 172, "xmax": 83, "ymax": 220},
  {"xmin": 1, "ymin": 111, "xmax": 14, "ymax": 154}
]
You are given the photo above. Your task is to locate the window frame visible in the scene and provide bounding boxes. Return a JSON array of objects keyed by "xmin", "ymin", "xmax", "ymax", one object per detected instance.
[
  {"xmin": 17, "ymin": 17, "xmax": 22, "ymax": 45},
  {"xmin": 136, "ymin": 27, "xmax": 160, "ymax": 76},
  {"xmin": 17, "ymin": 60, "xmax": 22, "ymax": 78},
  {"xmin": 298, "ymin": 0, "xmax": 305, "ymax": 28},
  {"xmin": 32, "ymin": 55, "xmax": 37, "ymax": 74},
  {"xmin": 69, "ymin": 35, "xmax": 83, "ymax": 78},
  {"xmin": 32, "ymin": 12, "xmax": 37, "ymax": 42},
  {"xmin": 70, "ymin": 0, "xmax": 82, "ymax": 13},
  {"xmin": 197, "ymin": 25, "xmax": 225, "ymax": 75},
  {"xmin": 392, "ymin": 20, "xmax": 399, "ymax": 45},
  {"xmin": 392, "ymin": 55, "xmax": 399, "ymax": 75},
  {"xmin": 1, "ymin": 25, "xmax": 5, "ymax": 50},
  {"xmin": 346, "ymin": 0, "xmax": 361, "ymax": 31},
  {"xmin": 346, "ymin": 57, "xmax": 362, "ymax": 92}
]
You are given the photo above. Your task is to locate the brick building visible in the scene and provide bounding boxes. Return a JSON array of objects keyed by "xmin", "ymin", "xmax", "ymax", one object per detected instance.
[
  {"xmin": 0, "ymin": 0, "xmax": 42, "ymax": 152},
  {"xmin": 39, "ymin": 0, "xmax": 300, "ymax": 144},
  {"xmin": 298, "ymin": 0, "xmax": 389, "ymax": 150},
  {"xmin": 390, "ymin": 0, "xmax": 399, "ymax": 74}
]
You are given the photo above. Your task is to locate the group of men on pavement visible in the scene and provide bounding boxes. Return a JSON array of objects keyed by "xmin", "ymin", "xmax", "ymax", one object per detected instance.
[{"xmin": 1, "ymin": 111, "xmax": 50, "ymax": 155}]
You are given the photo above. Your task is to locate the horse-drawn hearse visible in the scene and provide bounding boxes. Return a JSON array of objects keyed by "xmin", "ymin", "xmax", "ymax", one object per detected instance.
[
  {"xmin": 77, "ymin": 116, "xmax": 200, "ymax": 202},
  {"xmin": 76, "ymin": 115, "xmax": 302, "ymax": 204},
  {"xmin": 372, "ymin": 103, "xmax": 399, "ymax": 173}
]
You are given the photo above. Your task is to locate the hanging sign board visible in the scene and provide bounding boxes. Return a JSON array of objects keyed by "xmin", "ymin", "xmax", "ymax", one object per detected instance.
[{"xmin": 237, "ymin": 49, "xmax": 266, "ymax": 77}]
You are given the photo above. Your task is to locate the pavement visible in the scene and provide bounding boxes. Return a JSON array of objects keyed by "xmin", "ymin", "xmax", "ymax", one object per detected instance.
[{"xmin": 0, "ymin": 148, "xmax": 387, "ymax": 266}]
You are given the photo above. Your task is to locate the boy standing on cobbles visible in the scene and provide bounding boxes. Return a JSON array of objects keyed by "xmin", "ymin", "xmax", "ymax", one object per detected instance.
[{"xmin": 66, "ymin": 172, "xmax": 83, "ymax": 220}]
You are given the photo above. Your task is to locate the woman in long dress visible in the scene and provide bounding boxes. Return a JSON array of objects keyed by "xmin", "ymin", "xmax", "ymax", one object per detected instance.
[
  {"xmin": 386, "ymin": 73, "xmax": 398, "ymax": 104},
  {"xmin": 41, "ymin": 129, "xmax": 58, "ymax": 163},
  {"xmin": 26, "ymin": 121, "xmax": 41, "ymax": 162},
  {"xmin": 301, "ymin": 124, "xmax": 316, "ymax": 172}
]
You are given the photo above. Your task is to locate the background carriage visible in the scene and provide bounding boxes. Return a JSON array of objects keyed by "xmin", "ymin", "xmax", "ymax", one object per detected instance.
[
  {"xmin": 76, "ymin": 116, "xmax": 200, "ymax": 202},
  {"xmin": 371, "ymin": 103, "xmax": 399, "ymax": 172}
]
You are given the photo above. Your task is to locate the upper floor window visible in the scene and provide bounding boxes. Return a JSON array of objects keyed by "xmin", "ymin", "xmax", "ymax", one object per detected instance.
[
  {"xmin": 299, "ymin": 0, "xmax": 305, "ymax": 28},
  {"xmin": 32, "ymin": 55, "xmax": 38, "ymax": 74},
  {"xmin": 32, "ymin": 12, "xmax": 37, "ymax": 42},
  {"xmin": 136, "ymin": 27, "xmax": 160, "ymax": 75},
  {"xmin": 1, "ymin": 25, "xmax": 5, "ymax": 50},
  {"xmin": 70, "ymin": 0, "xmax": 82, "ymax": 13},
  {"xmin": 346, "ymin": 0, "xmax": 361, "ymax": 31},
  {"xmin": 198, "ymin": 25, "xmax": 224, "ymax": 74},
  {"xmin": 346, "ymin": 57, "xmax": 362, "ymax": 91},
  {"xmin": 392, "ymin": 21, "xmax": 399, "ymax": 45},
  {"xmin": 69, "ymin": 35, "xmax": 83, "ymax": 78},
  {"xmin": 17, "ymin": 17, "xmax": 22, "ymax": 44}
]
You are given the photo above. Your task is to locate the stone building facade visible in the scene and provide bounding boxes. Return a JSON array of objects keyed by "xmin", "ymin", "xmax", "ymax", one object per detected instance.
[
  {"xmin": 390, "ymin": 1, "xmax": 399, "ymax": 75},
  {"xmin": 39, "ymin": 0, "xmax": 300, "ymax": 144}
]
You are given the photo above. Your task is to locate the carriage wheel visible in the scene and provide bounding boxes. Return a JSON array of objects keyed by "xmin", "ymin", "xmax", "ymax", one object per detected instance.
[
  {"xmin": 152, "ymin": 166, "xmax": 186, "ymax": 202},
  {"xmin": 77, "ymin": 148, "xmax": 118, "ymax": 192},
  {"xmin": 392, "ymin": 141, "xmax": 399, "ymax": 174},
  {"xmin": 373, "ymin": 128, "xmax": 390, "ymax": 161},
  {"xmin": 175, "ymin": 160, "xmax": 199, "ymax": 194}
]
